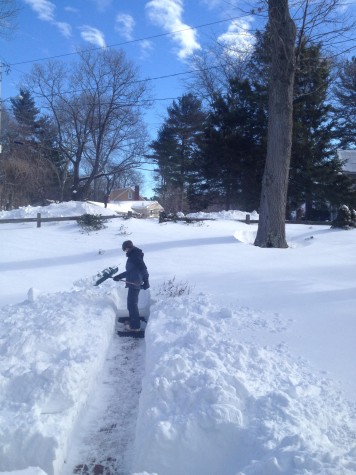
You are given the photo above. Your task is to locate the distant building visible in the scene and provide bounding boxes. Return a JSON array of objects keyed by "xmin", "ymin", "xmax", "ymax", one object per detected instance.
[
  {"xmin": 338, "ymin": 149, "xmax": 356, "ymax": 180},
  {"xmin": 110, "ymin": 185, "xmax": 143, "ymax": 201},
  {"xmin": 109, "ymin": 185, "xmax": 164, "ymax": 218}
]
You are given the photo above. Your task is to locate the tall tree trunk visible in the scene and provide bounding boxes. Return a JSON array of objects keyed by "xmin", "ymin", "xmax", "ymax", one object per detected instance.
[{"xmin": 254, "ymin": 0, "xmax": 296, "ymax": 248}]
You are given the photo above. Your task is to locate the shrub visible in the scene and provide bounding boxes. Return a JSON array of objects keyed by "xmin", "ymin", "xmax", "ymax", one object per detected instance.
[
  {"xmin": 77, "ymin": 213, "xmax": 107, "ymax": 232},
  {"xmin": 157, "ymin": 276, "xmax": 192, "ymax": 297},
  {"xmin": 350, "ymin": 208, "xmax": 356, "ymax": 228},
  {"xmin": 116, "ymin": 224, "xmax": 130, "ymax": 236},
  {"xmin": 331, "ymin": 205, "xmax": 353, "ymax": 229}
]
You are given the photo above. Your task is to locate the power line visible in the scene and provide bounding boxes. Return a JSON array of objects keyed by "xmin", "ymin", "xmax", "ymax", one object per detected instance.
[{"xmin": 8, "ymin": 14, "xmax": 255, "ymax": 68}]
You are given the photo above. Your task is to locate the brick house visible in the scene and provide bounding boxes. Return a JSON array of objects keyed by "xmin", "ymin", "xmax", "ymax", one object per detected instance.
[{"xmin": 109, "ymin": 185, "xmax": 143, "ymax": 202}]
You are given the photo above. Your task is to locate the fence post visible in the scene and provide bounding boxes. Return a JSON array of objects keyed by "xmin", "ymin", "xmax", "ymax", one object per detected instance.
[
  {"xmin": 37, "ymin": 213, "xmax": 41, "ymax": 228},
  {"xmin": 246, "ymin": 214, "xmax": 250, "ymax": 224}
]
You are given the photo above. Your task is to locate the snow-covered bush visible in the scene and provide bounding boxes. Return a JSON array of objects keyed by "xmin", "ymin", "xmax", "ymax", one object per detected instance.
[
  {"xmin": 77, "ymin": 213, "xmax": 107, "ymax": 232},
  {"xmin": 331, "ymin": 205, "xmax": 354, "ymax": 229}
]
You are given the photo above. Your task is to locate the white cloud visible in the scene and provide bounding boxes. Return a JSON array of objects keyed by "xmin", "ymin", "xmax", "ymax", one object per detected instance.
[
  {"xmin": 92, "ymin": 0, "xmax": 112, "ymax": 11},
  {"xmin": 146, "ymin": 0, "xmax": 201, "ymax": 60},
  {"xmin": 55, "ymin": 21, "xmax": 72, "ymax": 38},
  {"xmin": 23, "ymin": 0, "xmax": 55, "ymax": 21},
  {"xmin": 24, "ymin": 0, "xmax": 72, "ymax": 38},
  {"xmin": 115, "ymin": 13, "xmax": 135, "ymax": 41},
  {"xmin": 139, "ymin": 39, "xmax": 154, "ymax": 59},
  {"xmin": 218, "ymin": 18, "xmax": 256, "ymax": 57},
  {"xmin": 79, "ymin": 26, "xmax": 106, "ymax": 48}
]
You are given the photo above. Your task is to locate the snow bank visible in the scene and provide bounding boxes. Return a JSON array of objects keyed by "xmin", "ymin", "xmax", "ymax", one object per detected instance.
[
  {"xmin": 133, "ymin": 293, "xmax": 356, "ymax": 475},
  {"xmin": 187, "ymin": 209, "xmax": 259, "ymax": 220},
  {"xmin": 0, "ymin": 282, "xmax": 122, "ymax": 475},
  {"xmin": 1, "ymin": 469, "xmax": 47, "ymax": 475},
  {"xmin": 0, "ymin": 201, "xmax": 115, "ymax": 219}
]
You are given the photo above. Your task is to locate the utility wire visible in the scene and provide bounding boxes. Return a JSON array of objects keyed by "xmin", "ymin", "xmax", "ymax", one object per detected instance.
[{"xmin": 8, "ymin": 14, "xmax": 255, "ymax": 68}]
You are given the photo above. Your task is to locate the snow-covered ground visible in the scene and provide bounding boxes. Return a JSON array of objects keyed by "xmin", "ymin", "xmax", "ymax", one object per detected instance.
[{"xmin": 0, "ymin": 201, "xmax": 355, "ymax": 475}]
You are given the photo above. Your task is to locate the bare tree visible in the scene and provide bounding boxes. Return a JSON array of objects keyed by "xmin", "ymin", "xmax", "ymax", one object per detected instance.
[
  {"xmin": 0, "ymin": 0, "xmax": 19, "ymax": 39},
  {"xmin": 254, "ymin": 1, "xmax": 296, "ymax": 247},
  {"xmin": 27, "ymin": 48, "xmax": 150, "ymax": 201}
]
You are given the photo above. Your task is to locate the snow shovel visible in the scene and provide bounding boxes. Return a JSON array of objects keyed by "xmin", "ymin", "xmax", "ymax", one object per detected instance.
[{"xmin": 94, "ymin": 266, "xmax": 119, "ymax": 286}]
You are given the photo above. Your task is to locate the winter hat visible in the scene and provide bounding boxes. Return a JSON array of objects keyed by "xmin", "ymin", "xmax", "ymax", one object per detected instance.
[{"xmin": 122, "ymin": 240, "xmax": 134, "ymax": 251}]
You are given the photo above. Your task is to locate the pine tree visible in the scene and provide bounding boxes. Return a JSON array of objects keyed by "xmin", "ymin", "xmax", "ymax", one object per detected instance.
[
  {"xmin": 333, "ymin": 57, "xmax": 356, "ymax": 148},
  {"xmin": 10, "ymin": 89, "xmax": 44, "ymax": 142},
  {"xmin": 199, "ymin": 78, "xmax": 267, "ymax": 210},
  {"xmin": 149, "ymin": 93, "xmax": 207, "ymax": 212},
  {"xmin": 288, "ymin": 42, "xmax": 335, "ymax": 219}
]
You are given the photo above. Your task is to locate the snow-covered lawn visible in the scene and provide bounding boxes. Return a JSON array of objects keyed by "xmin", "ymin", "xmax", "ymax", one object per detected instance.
[{"xmin": 0, "ymin": 201, "xmax": 355, "ymax": 474}]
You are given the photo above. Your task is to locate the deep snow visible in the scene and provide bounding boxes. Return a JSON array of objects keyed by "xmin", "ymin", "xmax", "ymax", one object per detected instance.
[{"xmin": 0, "ymin": 201, "xmax": 355, "ymax": 475}]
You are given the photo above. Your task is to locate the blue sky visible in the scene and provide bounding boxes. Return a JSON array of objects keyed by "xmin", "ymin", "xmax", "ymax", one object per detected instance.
[{"xmin": 1, "ymin": 0, "xmax": 259, "ymax": 133}]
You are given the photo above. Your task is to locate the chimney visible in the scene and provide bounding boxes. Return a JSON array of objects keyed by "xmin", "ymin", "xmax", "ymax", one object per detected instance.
[{"xmin": 134, "ymin": 185, "xmax": 140, "ymax": 200}]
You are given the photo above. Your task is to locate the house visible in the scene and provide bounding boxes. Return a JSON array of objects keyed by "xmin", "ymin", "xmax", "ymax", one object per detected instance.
[
  {"xmin": 109, "ymin": 186, "xmax": 144, "ymax": 202},
  {"xmin": 131, "ymin": 201, "xmax": 164, "ymax": 218},
  {"xmin": 109, "ymin": 185, "xmax": 164, "ymax": 218},
  {"xmin": 338, "ymin": 149, "xmax": 356, "ymax": 180}
]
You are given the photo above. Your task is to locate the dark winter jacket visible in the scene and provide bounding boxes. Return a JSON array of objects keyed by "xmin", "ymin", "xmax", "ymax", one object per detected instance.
[{"xmin": 121, "ymin": 246, "xmax": 149, "ymax": 289}]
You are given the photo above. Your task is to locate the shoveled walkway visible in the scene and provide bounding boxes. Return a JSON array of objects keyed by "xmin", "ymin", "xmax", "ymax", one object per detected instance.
[{"xmin": 61, "ymin": 332, "xmax": 145, "ymax": 475}]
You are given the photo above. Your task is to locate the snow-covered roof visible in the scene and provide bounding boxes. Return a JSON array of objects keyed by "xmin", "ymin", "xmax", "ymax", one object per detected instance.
[
  {"xmin": 338, "ymin": 149, "xmax": 356, "ymax": 174},
  {"xmin": 131, "ymin": 202, "xmax": 164, "ymax": 211},
  {"xmin": 107, "ymin": 200, "xmax": 162, "ymax": 213}
]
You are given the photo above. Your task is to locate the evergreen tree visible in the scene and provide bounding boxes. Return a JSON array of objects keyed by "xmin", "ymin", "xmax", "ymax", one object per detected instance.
[
  {"xmin": 250, "ymin": 32, "xmax": 354, "ymax": 220},
  {"xmin": 10, "ymin": 89, "xmax": 44, "ymax": 142},
  {"xmin": 199, "ymin": 78, "xmax": 267, "ymax": 210},
  {"xmin": 149, "ymin": 93, "xmax": 207, "ymax": 212},
  {"xmin": 333, "ymin": 57, "xmax": 356, "ymax": 148},
  {"xmin": 289, "ymin": 42, "xmax": 351, "ymax": 219},
  {"xmin": 10, "ymin": 89, "xmax": 69, "ymax": 202}
]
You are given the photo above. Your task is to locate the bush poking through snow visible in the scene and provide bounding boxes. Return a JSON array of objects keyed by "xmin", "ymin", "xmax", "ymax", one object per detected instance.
[
  {"xmin": 331, "ymin": 205, "xmax": 354, "ymax": 229},
  {"xmin": 77, "ymin": 213, "xmax": 107, "ymax": 232},
  {"xmin": 116, "ymin": 224, "xmax": 130, "ymax": 236},
  {"xmin": 157, "ymin": 276, "xmax": 192, "ymax": 297}
]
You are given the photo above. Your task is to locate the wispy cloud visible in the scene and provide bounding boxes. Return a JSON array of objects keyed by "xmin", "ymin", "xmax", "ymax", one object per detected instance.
[
  {"xmin": 200, "ymin": 0, "xmax": 223, "ymax": 9},
  {"xmin": 92, "ymin": 0, "xmax": 112, "ymax": 12},
  {"xmin": 64, "ymin": 6, "xmax": 79, "ymax": 14},
  {"xmin": 79, "ymin": 26, "xmax": 106, "ymax": 48},
  {"xmin": 56, "ymin": 21, "xmax": 72, "ymax": 38},
  {"xmin": 140, "ymin": 39, "xmax": 154, "ymax": 59},
  {"xmin": 23, "ymin": 0, "xmax": 55, "ymax": 21},
  {"xmin": 115, "ymin": 13, "xmax": 135, "ymax": 41},
  {"xmin": 146, "ymin": 0, "xmax": 201, "ymax": 60},
  {"xmin": 218, "ymin": 18, "xmax": 256, "ymax": 57},
  {"xmin": 24, "ymin": 0, "xmax": 72, "ymax": 37}
]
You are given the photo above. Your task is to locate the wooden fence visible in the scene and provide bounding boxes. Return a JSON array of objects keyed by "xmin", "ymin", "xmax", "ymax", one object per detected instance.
[
  {"xmin": 0, "ymin": 212, "xmax": 331, "ymax": 227},
  {"xmin": 0, "ymin": 213, "xmax": 123, "ymax": 227}
]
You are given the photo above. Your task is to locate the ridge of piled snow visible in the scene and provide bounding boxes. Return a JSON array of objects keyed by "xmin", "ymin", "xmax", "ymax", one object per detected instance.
[
  {"xmin": 187, "ymin": 209, "xmax": 259, "ymax": 220},
  {"xmin": 0, "ymin": 283, "xmax": 119, "ymax": 475},
  {"xmin": 133, "ymin": 293, "xmax": 356, "ymax": 475},
  {"xmin": 0, "ymin": 201, "xmax": 115, "ymax": 219}
]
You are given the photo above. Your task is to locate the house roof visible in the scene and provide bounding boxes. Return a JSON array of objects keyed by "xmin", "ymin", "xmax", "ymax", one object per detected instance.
[
  {"xmin": 131, "ymin": 202, "xmax": 164, "ymax": 211},
  {"xmin": 110, "ymin": 188, "xmax": 144, "ymax": 200},
  {"xmin": 338, "ymin": 150, "xmax": 356, "ymax": 174},
  {"xmin": 105, "ymin": 201, "xmax": 163, "ymax": 213}
]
